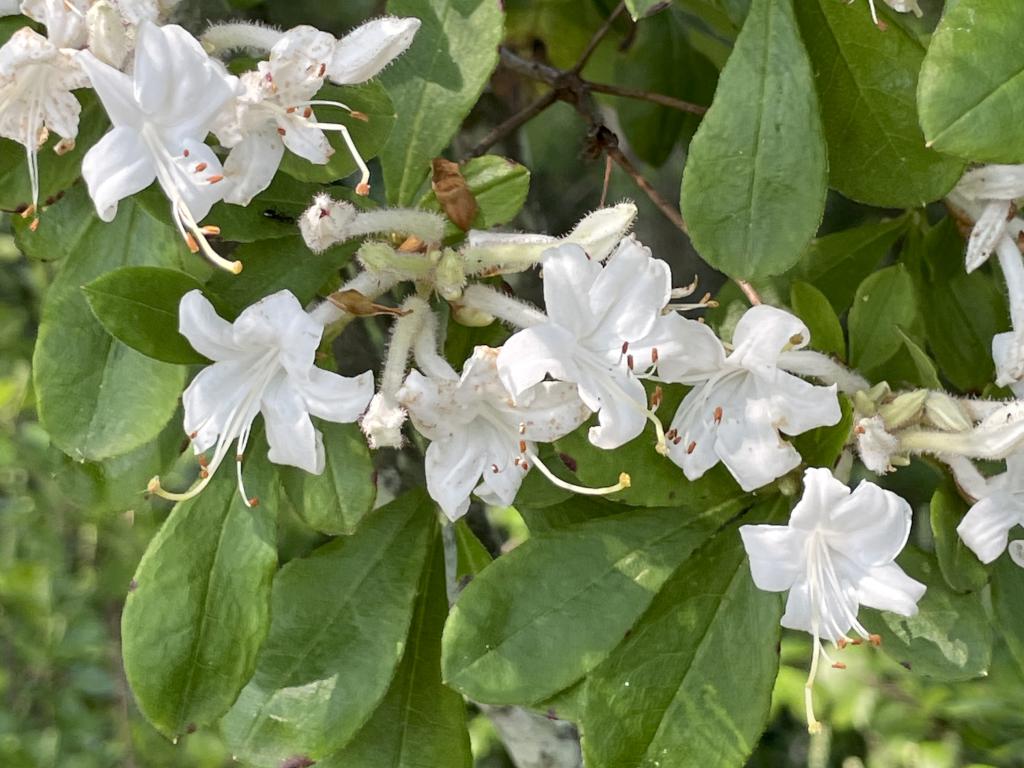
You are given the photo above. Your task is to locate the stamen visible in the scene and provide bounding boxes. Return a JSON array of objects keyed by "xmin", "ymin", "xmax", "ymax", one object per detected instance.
[
  {"xmin": 714, "ymin": 406, "xmax": 723, "ymax": 424},
  {"xmin": 207, "ymin": 175, "xmax": 224, "ymax": 184},
  {"xmin": 527, "ymin": 449, "xmax": 631, "ymax": 497},
  {"xmin": 194, "ymin": 162, "xmax": 208, "ymax": 172},
  {"xmin": 686, "ymin": 440, "xmax": 696, "ymax": 454}
]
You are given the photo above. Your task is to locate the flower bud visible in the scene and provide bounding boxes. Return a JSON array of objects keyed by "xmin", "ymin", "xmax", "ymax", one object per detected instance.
[
  {"xmin": 851, "ymin": 382, "xmax": 891, "ymax": 417},
  {"xmin": 924, "ymin": 393, "xmax": 973, "ymax": 432},
  {"xmin": 563, "ymin": 203, "xmax": 637, "ymax": 260},
  {"xmin": 87, "ymin": 2, "xmax": 129, "ymax": 68},
  {"xmin": 451, "ymin": 304, "xmax": 494, "ymax": 327},
  {"xmin": 434, "ymin": 248, "xmax": 466, "ymax": 301},
  {"xmin": 356, "ymin": 241, "xmax": 435, "ymax": 281},
  {"xmin": 877, "ymin": 390, "xmax": 928, "ymax": 430},
  {"xmin": 300, "ymin": 194, "xmax": 358, "ymax": 254}
]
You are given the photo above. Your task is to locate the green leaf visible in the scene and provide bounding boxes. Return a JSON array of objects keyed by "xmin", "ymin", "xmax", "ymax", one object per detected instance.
[
  {"xmin": 279, "ymin": 422, "xmax": 376, "ymax": 536},
  {"xmin": 864, "ymin": 549, "xmax": 992, "ymax": 682},
  {"xmin": 789, "ymin": 281, "xmax": 845, "ymax": 360},
  {"xmin": 320, "ymin": 530, "xmax": 472, "ymax": 768},
  {"xmin": 454, "ymin": 519, "xmax": 493, "ymax": 581},
  {"xmin": 206, "ymin": 174, "xmax": 322, "ymax": 243},
  {"xmin": 278, "ymin": 81, "xmax": 396, "ymax": 184},
  {"xmin": 441, "ymin": 495, "xmax": 749, "ymax": 705},
  {"xmin": 991, "ymin": 537, "xmax": 1024, "ymax": 676},
  {"xmin": 896, "ymin": 327, "xmax": 941, "ymax": 389},
  {"xmin": 13, "ymin": 185, "xmax": 102, "ymax": 263},
  {"xmin": 82, "ymin": 267, "xmax": 208, "ymax": 365},
  {"xmin": 121, "ymin": 445, "xmax": 278, "ymax": 738},
  {"xmin": 380, "ymin": 0, "xmax": 505, "ymax": 204},
  {"xmin": 32, "ymin": 194, "xmax": 187, "ymax": 461},
  {"xmin": 680, "ymin": 0, "xmax": 826, "ymax": 280},
  {"xmin": 0, "ymin": 91, "xmax": 108, "ymax": 212},
  {"xmin": 418, "ymin": 155, "xmax": 531, "ymax": 238},
  {"xmin": 206, "ymin": 236, "xmax": 357, "ymax": 317},
  {"xmin": 918, "ymin": 0, "xmax": 1024, "ymax": 164},
  {"xmin": 792, "ymin": 395, "xmax": 853, "ymax": 470},
  {"xmin": 613, "ymin": 10, "xmax": 715, "ymax": 166},
  {"xmin": 930, "ymin": 480, "xmax": 989, "ymax": 595},
  {"xmin": 795, "ymin": 216, "xmax": 908, "ymax": 314},
  {"xmin": 626, "ymin": 0, "xmax": 670, "ymax": 19},
  {"xmin": 580, "ymin": 499, "xmax": 785, "ymax": 768},
  {"xmin": 220, "ymin": 489, "xmax": 436, "ymax": 766},
  {"xmin": 793, "ymin": 0, "xmax": 964, "ymax": 207},
  {"xmin": 848, "ymin": 264, "xmax": 919, "ymax": 374},
  {"xmin": 921, "ymin": 217, "xmax": 1008, "ymax": 392}
]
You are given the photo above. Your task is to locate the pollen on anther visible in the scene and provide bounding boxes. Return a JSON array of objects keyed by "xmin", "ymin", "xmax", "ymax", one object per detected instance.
[
  {"xmin": 621, "ymin": 341, "xmax": 629, "ymax": 355},
  {"xmin": 277, "ymin": 127, "xmax": 287, "ymax": 136},
  {"xmin": 317, "ymin": 63, "xmax": 326, "ymax": 77},
  {"xmin": 202, "ymin": 225, "xmax": 221, "ymax": 236},
  {"xmin": 208, "ymin": 175, "xmax": 224, "ymax": 184},
  {"xmin": 248, "ymin": 497, "xmax": 260, "ymax": 507},
  {"xmin": 831, "ymin": 662, "xmax": 847, "ymax": 670},
  {"xmin": 686, "ymin": 440, "xmax": 696, "ymax": 454},
  {"xmin": 199, "ymin": 469, "xmax": 209, "ymax": 479},
  {"xmin": 519, "ymin": 439, "xmax": 527, "ymax": 454},
  {"xmin": 198, "ymin": 455, "xmax": 208, "ymax": 467},
  {"xmin": 713, "ymin": 406, "xmax": 723, "ymax": 424},
  {"xmin": 194, "ymin": 161, "xmax": 208, "ymax": 172},
  {"xmin": 869, "ymin": 634, "xmax": 882, "ymax": 647},
  {"xmin": 651, "ymin": 347, "xmax": 659, "ymax": 365},
  {"xmin": 356, "ymin": 182, "xmax": 371, "ymax": 196},
  {"xmin": 303, "ymin": 107, "xmax": 312, "ymax": 118},
  {"xmin": 627, "ymin": 354, "xmax": 634, "ymax": 370},
  {"xmin": 185, "ymin": 233, "xmax": 200, "ymax": 253},
  {"xmin": 837, "ymin": 638, "xmax": 848, "ymax": 650},
  {"xmin": 29, "ymin": 218, "xmax": 39, "ymax": 232}
]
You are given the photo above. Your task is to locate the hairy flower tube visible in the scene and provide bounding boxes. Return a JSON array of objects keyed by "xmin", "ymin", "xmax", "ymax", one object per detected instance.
[
  {"xmin": 662, "ymin": 305, "xmax": 841, "ymax": 491},
  {"xmin": 740, "ymin": 468, "xmax": 926, "ymax": 734},
  {"xmin": 148, "ymin": 290, "xmax": 374, "ymax": 506},
  {"xmin": 78, "ymin": 21, "xmax": 241, "ymax": 272}
]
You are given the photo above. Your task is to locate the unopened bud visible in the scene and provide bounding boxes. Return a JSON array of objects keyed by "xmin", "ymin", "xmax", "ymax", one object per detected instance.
[
  {"xmin": 878, "ymin": 390, "xmax": 928, "ymax": 430},
  {"xmin": 434, "ymin": 248, "xmax": 467, "ymax": 301},
  {"xmin": 356, "ymin": 241, "xmax": 435, "ymax": 281},
  {"xmin": 87, "ymin": 1, "xmax": 129, "ymax": 68},
  {"xmin": 852, "ymin": 382, "xmax": 892, "ymax": 418},
  {"xmin": 924, "ymin": 392, "xmax": 973, "ymax": 432},
  {"xmin": 563, "ymin": 203, "xmax": 638, "ymax": 260},
  {"xmin": 451, "ymin": 304, "xmax": 494, "ymax": 328}
]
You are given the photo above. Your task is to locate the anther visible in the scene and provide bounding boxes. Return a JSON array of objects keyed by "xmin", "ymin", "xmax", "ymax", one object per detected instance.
[
  {"xmin": 686, "ymin": 440, "xmax": 696, "ymax": 454},
  {"xmin": 277, "ymin": 127, "xmax": 287, "ymax": 136},
  {"xmin": 713, "ymin": 406, "xmax": 723, "ymax": 424},
  {"xmin": 837, "ymin": 638, "xmax": 848, "ymax": 650},
  {"xmin": 519, "ymin": 439, "xmax": 527, "ymax": 454},
  {"xmin": 621, "ymin": 341, "xmax": 629, "ymax": 355},
  {"xmin": 303, "ymin": 107, "xmax": 312, "ymax": 118},
  {"xmin": 199, "ymin": 469, "xmax": 209, "ymax": 479},
  {"xmin": 185, "ymin": 233, "xmax": 200, "ymax": 253},
  {"xmin": 189, "ymin": 431, "xmax": 198, "ymax": 439},
  {"xmin": 29, "ymin": 218, "xmax": 39, "ymax": 232},
  {"xmin": 491, "ymin": 463, "xmax": 499, "ymax": 473},
  {"xmin": 194, "ymin": 162, "xmax": 208, "ymax": 172},
  {"xmin": 286, "ymin": 106, "xmax": 296, "ymax": 114},
  {"xmin": 356, "ymin": 182, "xmax": 371, "ymax": 196},
  {"xmin": 869, "ymin": 634, "xmax": 882, "ymax": 647},
  {"xmin": 831, "ymin": 662, "xmax": 847, "ymax": 670},
  {"xmin": 651, "ymin": 347, "xmax": 659, "ymax": 365},
  {"xmin": 854, "ymin": 425, "xmax": 866, "ymax": 435},
  {"xmin": 248, "ymin": 497, "xmax": 259, "ymax": 507},
  {"xmin": 183, "ymin": 148, "xmax": 190, "ymax": 157},
  {"xmin": 201, "ymin": 225, "xmax": 221, "ymax": 236},
  {"xmin": 789, "ymin": 333, "xmax": 804, "ymax": 346},
  {"xmin": 317, "ymin": 63, "xmax": 326, "ymax": 77},
  {"xmin": 627, "ymin": 354, "xmax": 634, "ymax": 370},
  {"xmin": 351, "ymin": 111, "xmax": 369, "ymax": 122},
  {"xmin": 20, "ymin": 204, "xmax": 35, "ymax": 219},
  {"xmin": 651, "ymin": 386, "xmax": 663, "ymax": 409},
  {"xmin": 208, "ymin": 175, "xmax": 224, "ymax": 184}
]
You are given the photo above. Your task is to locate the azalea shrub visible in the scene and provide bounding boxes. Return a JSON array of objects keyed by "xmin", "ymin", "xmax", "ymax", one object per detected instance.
[{"xmin": 4, "ymin": 0, "xmax": 1024, "ymax": 765}]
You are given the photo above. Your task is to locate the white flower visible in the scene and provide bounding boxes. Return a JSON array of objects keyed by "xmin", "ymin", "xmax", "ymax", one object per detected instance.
[
  {"xmin": 496, "ymin": 238, "xmax": 671, "ymax": 450},
  {"xmin": 325, "ymin": 16, "xmax": 420, "ymax": 86},
  {"xmin": 399, "ymin": 346, "xmax": 593, "ymax": 520},
  {"xmin": 740, "ymin": 467, "xmax": 925, "ymax": 732},
  {"xmin": 866, "ymin": 0, "xmax": 922, "ymax": 25},
  {"xmin": 0, "ymin": 26, "xmax": 88, "ymax": 222},
  {"xmin": 149, "ymin": 289, "xmax": 374, "ymax": 506},
  {"xmin": 78, "ymin": 21, "xmax": 242, "ymax": 272},
  {"xmin": 662, "ymin": 305, "xmax": 841, "ymax": 492},
  {"xmin": 957, "ymin": 454, "xmax": 1024, "ymax": 565},
  {"xmin": 21, "ymin": 0, "xmax": 88, "ymax": 48}
]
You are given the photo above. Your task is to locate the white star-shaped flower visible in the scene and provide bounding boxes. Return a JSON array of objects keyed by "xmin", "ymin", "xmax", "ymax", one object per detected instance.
[
  {"xmin": 399, "ymin": 346, "xmax": 594, "ymax": 520},
  {"xmin": 740, "ymin": 467, "xmax": 925, "ymax": 732},
  {"xmin": 495, "ymin": 238, "xmax": 671, "ymax": 450},
  {"xmin": 0, "ymin": 26, "xmax": 88, "ymax": 222},
  {"xmin": 662, "ymin": 305, "xmax": 841, "ymax": 492},
  {"xmin": 149, "ymin": 289, "xmax": 374, "ymax": 506},
  {"xmin": 78, "ymin": 21, "xmax": 241, "ymax": 272},
  {"xmin": 866, "ymin": 0, "xmax": 922, "ymax": 26},
  {"xmin": 957, "ymin": 453, "xmax": 1024, "ymax": 565}
]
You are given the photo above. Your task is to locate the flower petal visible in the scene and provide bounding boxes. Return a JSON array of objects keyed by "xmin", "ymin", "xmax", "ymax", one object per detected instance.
[
  {"xmin": 780, "ymin": 579, "xmax": 858, "ymax": 643},
  {"xmin": 222, "ymin": 127, "xmax": 284, "ymax": 206},
  {"xmin": 826, "ymin": 480, "xmax": 912, "ymax": 567},
  {"xmin": 957, "ymin": 492, "xmax": 1023, "ymax": 564},
  {"xmin": 182, "ymin": 357, "xmax": 259, "ymax": 454},
  {"xmin": 399, "ymin": 370, "xmax": 462, "ymax": 442},
  {"xmin": 298, "ymin": 368, "xmax": 374, "ymax": 424},
  {"xmin": 587, "ymin": 237, "xmax": 671, "ymax": 344},
  {"xmin": 474, "ymin": 428, "xmax": 526, "ymax": 509},
  {"xmin": 966, "ymin": 200, "xmax": 1010, "ymax": 273},
  {"xmin": 789, "ymin": 467, "xmax": 850, "ymax": 532},
  {"xmin": 739, "ymin": 524, "xmax": 806, "ymax": 592},
  {"xmin": 262, "ymin": 373, "xmax": 323, "ymax": 473},
  {"xmin": 232, "ymin": 290, "xmax": 322, "ymax": 374},
  {"xmin": 497, "ymin": 323, "xmax": 582, "ymax": 400},
  {"xmin": 327, "ymin": 16, "xmax": 420, "ymax": 85},
  {"xmin": 754, "ymin": 367, "xmax": 841, "ymax": 436},
  {"xmin": 635, "ymin": 312, "xmax": 726, "ymax": 384},
  {"xmin": 502, "ymin": 382, "xmax": 591, "ymax": 443},
  {"xmin": 81, "ymin": 125, "xmax": 156, "ymax": 222},
  {"xmin": 164, "ymin": 138, "xmax": 229, "ymax": 222},
  {"xmin": 729, "ymin": 305, "xmax": 809, "ymax": 370},
  {"xmin": 538, "ymin": 244, "xmax": 601, "ymax": 338},
  {"xmin": 715, "ymin": 405, "xmax": 801, "ymax": 492},
  {"xmin": 280, "ymin": 113, "xmax": 333, "ymax": 165},
  {"xmin": 853, "ymin": 561, "xmax": 926, "ymax": 617},
  {"xmin": 178, "ymin": 289, "xmax": 243, "ymax": 360},
  {"xmin": 425, "ymin": 432, "xmax": 488, "ymax": 521},
  {"xmin": 666, "ymin": 385, "xmax": 722, "ymax": 482},
  {"xmin": 955, "ymin": 164, "xmax": 1024, "ymax": 201},
  {"xmin": 576, "ymin": 361, "xmax": 649, "ymax": 449}
]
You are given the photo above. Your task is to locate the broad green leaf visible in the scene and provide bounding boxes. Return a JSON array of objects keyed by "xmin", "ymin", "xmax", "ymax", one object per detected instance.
[
  {"xmin": 206, "ymin": 236, "xmax": 357, "ymax": 317},
  {"xmin": 613, "ymin": 10, "xmax": 715, "ymax": 166},
  {"xmin": 930, "ymin": 480, "xmax": 988, "ymax": 595},
  {"xmin": 454, "ymin": 519, "xmax": 493, "ymax": 580},
  {"xmin": 220, "ymin": 489, "xmax": 435, "ymax": 766},
  {"xmin": 580, "ymin": 500, "xmax": 785, "ymax": 768},
  {"xmin": 795, "ymin": 216, "xmax": 908, "ymax": 314},
  {"xmin": 83, "ymin": 267, "xmax": 208, "ymax": 365},
  {"xmin": 278, "ymin": 81, "xmax": 397, "ymax": 184},
  {"xmin": 441, "ymin": 495, "xmax": 749, "ymax": 705},
  {"xmin": 206, "ymin": 175, "xmax": 322, "ymax": 243},
  {"xmin": 921, "ymin": 217, "xmax": 1008, "ymax": 392},
  {"xmin": 321, "ymin": 531, "xmax": 472, "ymax": 768},
  {"xmin": 516, "ymin": 494, "xmax": 624, "ymax": 534},
  {"xmin": 789, "ymin": 281, "xmax": 845, "ymax": 360},
  {"xmin": 418, "ymin": 155, "xmax": 531, "ymax": 238},
  {"xmin": 675, "ymin": 0, "xmax": 750, "ymax": 32},
  {"xmin": 121, "ymin": 445, "xmax": 278, "ymax": 738},
  {"xmin": 380, "ymin": 0, "xmax": 504, "ymax": 204},
  {"xmin": 864, "ymin": 549, "xmax": 992, "ymax": 681},
  {"xmin": 0, "ymin": 91, "xmax": 108, "ymax": 212},
  {"xmin": 793, "ymin": 0, "xmax": 964, "ymax": 207},
  {"xmin": 33, "ymin": 194, "xmax": 187, "ymax": 461},
  {"xmin": 680, "ymin": 0, "xmax": 826, "ymax": 280},
  {"xmin": 918, "ymin": 0, "xmax": 1024, "ymax": 163},
  {"xmin": 14, "ymin": 185, "xmax": 104, "ymax": 262},
  {"xmin": 792, "ymin": 395, "xmax": 852, "ymax": 470},
  {"xmin": 991, "ymin": 537, "xmax": 1024, "ymax": 676},
  {"xmin": 279, "ymin": 422, "xmax": 376, "ymax": 536},
  {"xmin": 896, "ymin": 327, "xmax": 941, "ymax": 390},
  {"xmin": 848, "ymin": 264, "xmax": 919, "ymax": 374}
]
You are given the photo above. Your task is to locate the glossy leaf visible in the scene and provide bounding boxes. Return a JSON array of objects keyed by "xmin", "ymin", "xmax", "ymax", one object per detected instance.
[
  {"xmin": 580, "ymin": 499, "xmax": 785, "ymax": 768},
  {"xmin": 681, "ymin": 0, "xmax": 826, "ymax": 280},
  {"xmin": 83, "ymin": 267, "xmax": 208, "ymax": 365},
  {"xmin": 380, "ymin": 0, "xmax": 505, "ymax": 204},
  {"xmin": 441, "ymin": 494, "xmax": 749, "ymax": 705},
  {"xmin": 990, "ymin": 537, "xmax": 1024, "ymax": 676},
  {"xmin": 278, "ymin": 81, "xmax": 397, "ymax": 184},
  {"xmin": 220, "ymin": 489, "xmax": 435, "ymax": 766},
  {"xmin": 32, "ymin": 194, "xmax": 187, "ymax": 461},
  {"xmin": 279, "ymin": 422, "xmax": 377, "ymax": 536},
  {"xmin": 454, "ymin": 519, "xmax": 493, "ymax": 581},
  {"xmin": 792, "ymin": 395, "xmax": 852, "ymax": 470},
  {"xmin": 320, "ymin": 530, "xmax": 472, "ymax": 768},
  {"xmin": 121, "ymin": 446, "xmax": 278, "ymax": 738},
  {"xmin": 918, "ymin": 0, "xmax": 1024, "ymax": 164},
  {"xmin": 930, "ymin": 480, "xmax": 989, "ymax": 595},
  {"xmin": 848, "ymin": 264, "xmax": 920, "ymax": 375},
  {"xmin": 207, "ymin": 175, "xmax": 322, "ymax": 243},
  {"xmin": 789, "ymin": 280, "xmax": 845, "ymax": 360},
  {"xmin": 793, "ymin": 0, "xmax": 964, "ymax": 207}
]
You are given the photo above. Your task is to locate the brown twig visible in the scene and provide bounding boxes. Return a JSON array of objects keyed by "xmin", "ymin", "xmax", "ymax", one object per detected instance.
[
  {"xmin": 572, "ymin": 1, "xmax": 628, "ymax": 74},
  {"xmin": 467, "ymin": 90, "xmax": 559, "ymax": 158},
  {"xmin": 736, "ymin": 279, "xmax": 763, "ymax": 306},
  {"xmin": 585, "ymin": 81, "xmax": 708, "ymax": 115},
  {"xmin": 605, "ymin": 143, "xmax": 687, "ymax": 232}
]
